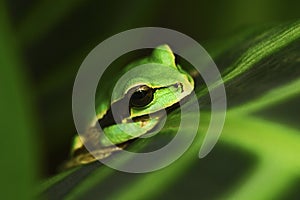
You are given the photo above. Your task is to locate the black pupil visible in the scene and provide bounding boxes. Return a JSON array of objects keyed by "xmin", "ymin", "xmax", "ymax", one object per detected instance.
[{"xmin": 129, "ymin": 86, "xmax": 154, "ymax": 108}]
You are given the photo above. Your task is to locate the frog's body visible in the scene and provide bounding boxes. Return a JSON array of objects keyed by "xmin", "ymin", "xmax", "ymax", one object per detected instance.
[{"xmin": 66, "ymin": 45, "xmax": 194, "ymax": 168}]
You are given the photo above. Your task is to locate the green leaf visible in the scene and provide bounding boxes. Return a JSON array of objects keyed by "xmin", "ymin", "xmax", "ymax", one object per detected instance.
[
  {"xmin": 40, "ymin": 20, "xmax": 300, "ymax": 200},
  {"xmin": 0, "ymin": 2, "xmax": 39, "ymax": 200}
]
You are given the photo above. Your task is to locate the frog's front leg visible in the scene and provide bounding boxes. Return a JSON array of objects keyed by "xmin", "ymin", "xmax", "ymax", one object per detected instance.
[
  {"xmin": 64, "ymin": 127, "xmax": 124, "ymax": 169},
  {"xmin": 63, "ymin": 146, "xmax": 123, "ymax": 169}
]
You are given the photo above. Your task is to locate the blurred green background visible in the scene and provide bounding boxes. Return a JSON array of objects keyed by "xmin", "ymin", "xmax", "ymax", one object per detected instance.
[{"xmin": 1, "ymin": 0, "xmax": 300, "ymax": 199}]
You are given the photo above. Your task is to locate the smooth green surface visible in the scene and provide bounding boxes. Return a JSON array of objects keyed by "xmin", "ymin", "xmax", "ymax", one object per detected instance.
[
  {"xmin": 223, "ymin": 21, "xmax": 300, "ymax": 82},
  {"xmin": 0, "ymin": 2, "xmax": 38, "ymax": 200}
]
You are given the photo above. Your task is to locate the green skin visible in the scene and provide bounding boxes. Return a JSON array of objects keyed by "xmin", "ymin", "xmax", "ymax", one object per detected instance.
[{"xmin": 69, "ymin": 45, "xmax": 194, "ymax": 166}]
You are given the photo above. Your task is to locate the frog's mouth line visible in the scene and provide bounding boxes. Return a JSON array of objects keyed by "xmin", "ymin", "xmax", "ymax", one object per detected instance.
[{"xmin": 98, "ymin": 90, "xmax": 192, "ymax": 130}]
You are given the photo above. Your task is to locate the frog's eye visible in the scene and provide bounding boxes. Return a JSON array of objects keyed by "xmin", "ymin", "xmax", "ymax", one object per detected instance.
[{"xmin": 129, "ymin": 85, "xmax": 154, "ymax": 108}]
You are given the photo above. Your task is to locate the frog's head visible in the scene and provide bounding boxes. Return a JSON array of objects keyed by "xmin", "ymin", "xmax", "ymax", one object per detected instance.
[{"xmin": 99, "ymin": 45, "xmax": 194, "ymax": 146}]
